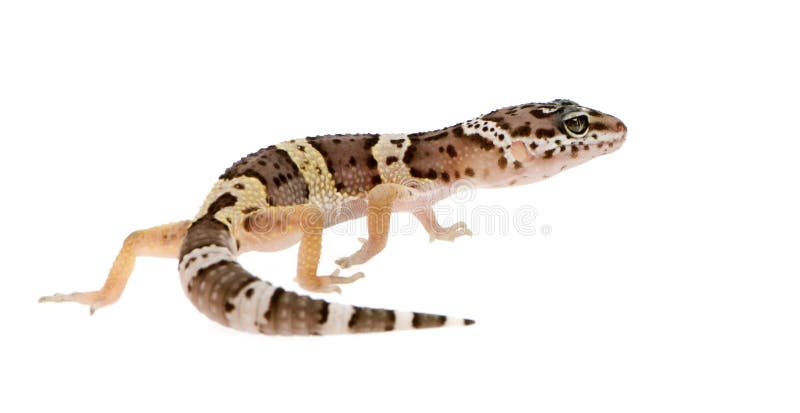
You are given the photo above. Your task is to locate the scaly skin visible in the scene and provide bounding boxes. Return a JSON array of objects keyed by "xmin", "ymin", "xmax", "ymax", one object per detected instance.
[{"xmin": 40, "ymin": 99, "xmax": 627, "ymax": 335}]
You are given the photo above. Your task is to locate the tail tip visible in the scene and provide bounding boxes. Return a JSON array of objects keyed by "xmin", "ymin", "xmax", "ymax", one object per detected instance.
[{"xmin": 464, "ymin": 318, "xmax": 475, "ymax": 326}]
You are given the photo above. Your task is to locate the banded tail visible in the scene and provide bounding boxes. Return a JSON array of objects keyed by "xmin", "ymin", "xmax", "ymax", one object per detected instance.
[{"xmin": 178, "ymin": 214, "xmax": 473, "ymax": 335}]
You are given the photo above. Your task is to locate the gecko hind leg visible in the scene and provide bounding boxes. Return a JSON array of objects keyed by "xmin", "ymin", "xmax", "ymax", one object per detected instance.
[
  {"xmin": 38, "ymin": 220, "xmax": 191, "ymax": 314},
  {"xmin": 243, "ymin": 205, "xmax": 363, "ymax": 293},
  {"xmin": 291, "ymin": 205, "xmax": 364, "ymax": 293},
  {"xmin": 412, "ymin": 207, "xmax": 472, "ymax": 242}
]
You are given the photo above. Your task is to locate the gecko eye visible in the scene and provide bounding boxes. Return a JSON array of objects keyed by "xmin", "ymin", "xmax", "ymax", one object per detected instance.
[{"xmin": 562, "ymin": 113, "xmax": 589, "ymax": 138}]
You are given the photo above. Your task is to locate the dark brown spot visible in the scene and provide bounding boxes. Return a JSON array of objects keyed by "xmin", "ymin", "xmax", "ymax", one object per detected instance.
[
  {"xmin": 386, "ymin": 156, "xmax": 398, "ymax": 165},
  {"xmin": 452, "ymin": 126, "xmax": 464, "ymax": 137},
  {"xmin": 224, "ymin": 302, "xmax": 235, "ymax": 312},
  {"xmin": 424, "ymin": 131, "xmax": 448, "ymax": 141},
  {"xmin": 426, "ymin": 169, "xmax": 438, "ymax": 179},
  {"xmin": 297, "ymin": 145, "xmax": 305, "ymax": 152},
  {"xmin": 403, "ymin": 144, "xmax": 417, "ymax": 163},
  {"xmin": 319, "ymin": 301, "xmax": 329, "ymax": 324},
  {"xmin": 371, "ymin": 175, "xmax": 382, "ymax": 185},
  {"xmin": 363, "ymin": 135, "xmax": 380, "ymax": 150},
  {"xmin": 461, "ymin": 134, "xmax": 495, "ymax": 151},
  {"xmin": 409, "ymin": 167, "xmax": 424, "ymax": 178},
  {"xmin": 446, "ymin": 145, "xmax": 457, "ymax": 158},
  {"xmin": 412, "ymin": 313, "xmax": 447, "ymax": 328},
  {"xmin": 483, "ymin": 115, "xmax": 505, "ymax": 123},
  {"xmin": 348, "ymin": 156, "xmax": 357, "ymax": 166},
  {"xmin": 465, "ymin": 167, "xmax": 475, "ymax": 177},
  {"xmin": 233, "ymin": 183, "xmax": 245, "ymax": 190},
  {"xmin": 263, "ymin": 287, "xmax": 285, "ymax": 320},
  {"xmin": 529, "ymin": 142, "xmax": 538, "ymax": 150},
  {"xmin": 535, "ymin": 128, "xmax": 556, "ymax": 139},
  {"xmin": 513, "ymin": 160, "xmax": 523, "ymax": 169},
  {"xmin": 441, "ymin": 171, "xmax": 450, "ymax": 182},
  {"xmin": 207, "ymin": 193, "xmax": 237, "ymax": 216},
  {"xmin": 366, "ymin": 157, "xmax": 378, "ymax": 169},
  {"xmin": 245, "ymin": 288, "xmax": 254, "ymax": 299},
  {"xmin": 543, "ymin": 149, "xmax": 555, "ymax": 159},
  {"xmin": 348, "ymin": 307, "xmax": 365, "ymax": 329},
  {"xmin": 385, "ymin": 311, "xmax": 396, "ymax": 331},
  {"xmin": 332, "ymin": 138, "xmax": 342, "ymax": 144},
  {"xmin": 511, "ymin": 125, "xmax": 532, "ymax": 137},
  {"xmin": 498, "ymin": 157, "xmax": 508, "ymax": 169},
  {"xmin": 242, "ymin": 207, "xmax": 258, "ymax": 216}
]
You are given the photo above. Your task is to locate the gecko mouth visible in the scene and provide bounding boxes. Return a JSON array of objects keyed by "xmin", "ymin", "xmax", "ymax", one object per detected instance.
[{"xmin": 510, "ymin": 135, "xmax": 625, "ymax": 163}]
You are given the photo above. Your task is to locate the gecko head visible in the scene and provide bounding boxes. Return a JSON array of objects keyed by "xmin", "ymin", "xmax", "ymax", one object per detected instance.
[{"xmin": 480, "ymin": 99, "xmax": 627, "ymax": 181}]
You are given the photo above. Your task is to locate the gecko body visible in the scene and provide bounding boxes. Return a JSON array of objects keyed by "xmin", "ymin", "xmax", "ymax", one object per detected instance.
[{"xmin": 41, "ymin": 99, "xmax": 626, "ymax": 335}]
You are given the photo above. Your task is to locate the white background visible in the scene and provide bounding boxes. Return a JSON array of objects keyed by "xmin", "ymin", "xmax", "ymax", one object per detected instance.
[{"xmin": 1, "ymin": 1, "xmax": 798, "ymax": 412}]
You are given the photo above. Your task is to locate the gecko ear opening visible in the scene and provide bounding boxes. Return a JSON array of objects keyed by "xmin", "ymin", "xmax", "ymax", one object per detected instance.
[{"xmin": 510, "ymin": 140, "xmax": 535, "ymax": 161}]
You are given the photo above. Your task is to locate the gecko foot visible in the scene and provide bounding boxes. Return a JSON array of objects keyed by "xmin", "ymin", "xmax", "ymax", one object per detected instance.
[
  {"xmin": 296, "ymin": 269, "xmax": 365, "ymax": 294},
  {"xmin": 335, "ymin": 238, "xmax": 370, "ymax": 269},
  {"xmin": 38, "ymin": 290, "xmax": 116, "ymax": 315},
  {"xmin": 335, "ymin": 254, "xmax": 356, "ymax": 271},
  {"xmin": 428, "ymin": 221, "xmax": 472, "ymax": 242}
]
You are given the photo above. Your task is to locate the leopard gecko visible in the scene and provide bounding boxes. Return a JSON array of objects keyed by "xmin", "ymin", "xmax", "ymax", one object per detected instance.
[{"xmin": 40, "ymin": 99, "xmax": 627, "ymax": 335}]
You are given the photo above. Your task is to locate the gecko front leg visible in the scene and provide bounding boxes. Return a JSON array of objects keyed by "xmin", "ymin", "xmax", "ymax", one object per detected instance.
[
  {"xmin": 335, "ymin": 183, "xmax": 471, "ymax": 268},
  {"xmin": 412, "ymin": 206, "xmax": 472, "ymax": 242},
  {"xmin": 335, "ymin": 183, "xmax": 412, "ymax": 269},
  {"xmin": 39, "ymin": 220, "xmax": 191, "ymax": 314}
]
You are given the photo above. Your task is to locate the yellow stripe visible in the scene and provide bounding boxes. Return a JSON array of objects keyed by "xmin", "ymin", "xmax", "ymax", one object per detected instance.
[
  {"xmin": 276, "ymin": 140, "xmax": 350, "ymax": 207},
  {"xmin": 195, "ymin": 176, "xmax": 269, "ymax": 228}
]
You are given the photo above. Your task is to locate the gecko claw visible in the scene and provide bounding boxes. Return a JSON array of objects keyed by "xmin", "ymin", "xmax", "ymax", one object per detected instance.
[
  {"xmin": 429, "ymin": 221, "xmax": 472, "ymax": 242},
  {"xmin": 38, "ymin": 290, "xmax": 114, "ymax": 314},
  {"xmin": 296, "ymin": 270, "xmax": 365, "ymax": 294}
]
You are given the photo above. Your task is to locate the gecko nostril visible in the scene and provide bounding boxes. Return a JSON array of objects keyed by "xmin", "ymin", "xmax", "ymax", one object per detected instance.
[{"xmin": 616, "ymin": 121, "xmax": 627, "ymax": 133}]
